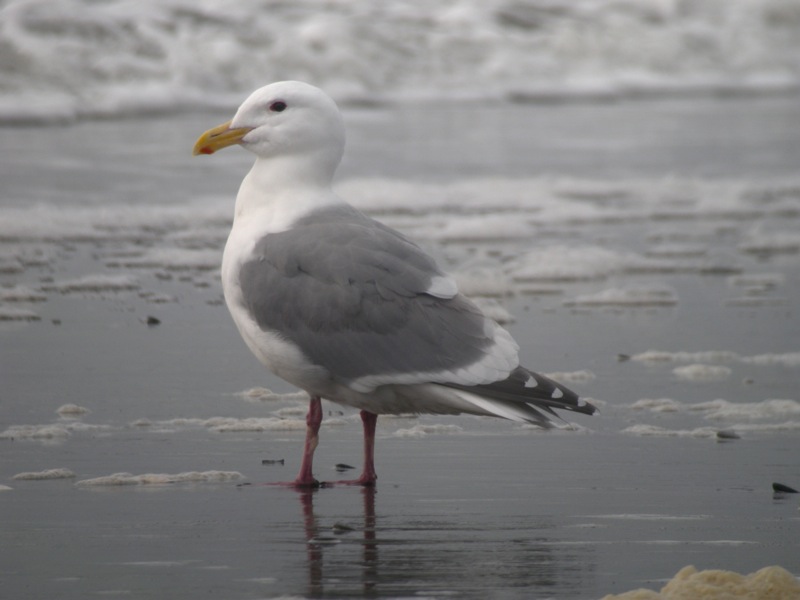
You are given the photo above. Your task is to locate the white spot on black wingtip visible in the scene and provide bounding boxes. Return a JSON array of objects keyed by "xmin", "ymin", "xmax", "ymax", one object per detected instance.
[
  {"xmin": 577, "ymin": 397, "xmax": 587, "ymax": 407},
  {"xmin": 524, "ymin": 376, "xmax": 538, "ymax": 388},
  {"xmin": 551, "ymin": 387, "xmax": 564, "ymax": 399}
]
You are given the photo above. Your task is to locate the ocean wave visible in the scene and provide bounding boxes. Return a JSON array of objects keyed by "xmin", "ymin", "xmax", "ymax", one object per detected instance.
[{"xmin": 1, "ymin": 0, "xmax": 799, "ymax": 123}]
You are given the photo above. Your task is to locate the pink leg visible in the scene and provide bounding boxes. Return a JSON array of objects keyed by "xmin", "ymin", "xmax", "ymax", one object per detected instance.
[
  {"xmin": 295, "ymin": 396, "xmax": 323, "ymax": 486},
  {"xmin": 341, "ymin": 410, "xmax": 378, "ymax": 486},
  {"xmin": 271, "ymin": 396, "xmax": 323, "ymax": 488}
]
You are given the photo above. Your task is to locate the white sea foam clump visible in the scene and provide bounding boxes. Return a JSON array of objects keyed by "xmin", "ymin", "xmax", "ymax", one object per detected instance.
[
  {"xmin": 693, "ymin": 399, "xmax": 800, "ymax": 421},
  {"xmin": 631, "ymin": 350, "xmax": 741, "ymax": 364},
  {"xmin": 1, "ymin": 0, "xmax": 799, "ymax": 124},
  {"xmin": 0, "ymin": 284, "xmax": 47, "ymax": 302},
  {"xmin": 565, "ymin": 285, "xmax": 678, "ymax": 307},
  {"xmin": 57, "ymin": 404, "xmax": 90, "ymax": 417},
  {"xmin": 673, "ymin": 364, "xmax": 733, "ymax": 382},
  {"xmin": 236, "ymin": 387, "xmax": 308, "ymax": 403},
  {"xmin": 393, "ymin": 424, "xmax": 464, "ymax": 438},
  {"xmin": 0, "ymin": 306, "xmax": 40, "ymax": 321},
  {"xmin": 41, "ymin": 274, "xmax": 140, "ymax": 294},
  {"xmin": 149, "ymin": 417, "xmax": 307, "ymax": 433},
  {"xmin": 630, "ymin": 350, "xmax": 800, "ymax": 368},
  {"xmin": 544, "ymin": 370, "xmax": 596, "ymax": 384},
  {"xmin": 511, "ymin": 245, "xmax": 631, "ymax": 282},
  {"xmin": 0, "ymin": 424, "xmax": 71, "ymax": 441},
  {"xmin": 622, "ymin": 424, "xmax": 719, "ymax": 438},
  {"xmin": 75, "ymin": 471, "xmax": 244, "ymax": 487},
  {"xmin": 630, "ymin": 398, "xmax": 682, "ymax": 413},
  {"xmin": 12, "ymin": 468, "xmax": 77, "ymax": 480},
  {"xmin": 741, "ymin": 352, "xmax": 800, "ymax": 367}
]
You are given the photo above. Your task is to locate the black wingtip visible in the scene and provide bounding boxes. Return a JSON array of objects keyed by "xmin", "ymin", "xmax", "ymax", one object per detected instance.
[{"xmin": 444, "ymin": 366, "xmax": 598, "ymax": 426}]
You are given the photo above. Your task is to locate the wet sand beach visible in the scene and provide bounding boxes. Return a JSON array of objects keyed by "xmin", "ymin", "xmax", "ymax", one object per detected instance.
[{"xmin": 2, "ymin": 97, "xmax": 800, "ymax": 598}]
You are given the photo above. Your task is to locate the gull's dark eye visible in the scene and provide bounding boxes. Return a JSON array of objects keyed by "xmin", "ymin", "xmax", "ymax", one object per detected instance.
[{"xmin": 269, "ymin": 101, "xmax": 287, "ymax": 113}]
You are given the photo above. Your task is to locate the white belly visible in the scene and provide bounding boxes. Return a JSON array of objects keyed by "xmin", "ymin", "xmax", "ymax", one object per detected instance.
[{"xmin": 221, "ymin": 220, "xmax": 330, "ymax": 393}]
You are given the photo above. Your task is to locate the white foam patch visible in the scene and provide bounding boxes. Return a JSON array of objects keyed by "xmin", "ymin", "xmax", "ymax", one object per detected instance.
[
  {"xmin": 0, "ymin": 0, "xmax": 799, "ymax": 123},
  {"xmin": 122, "ymin": 561, "xmax": 197, "ymax": 568},
  {"xmin": 631, "ymin": 350, "xmax": 741, "ymax": 364},
  {"xmin": 630, "ymin": 398, "xmax": 681, "ymax": 413},
  {"xmin": 0, "ymin": 284, "xmax": 47, "ymax": 302},
  {"xmin": 673, "ymin": 364, "xmax": 733, "ymax": 382},
  {"xmin": 0, "ymin": 254, "xmax": 23, "ymax": 274},
  {"xmin": 742, "ymin": 352, "xmax": 800, "ymax": 367},
  {"xmin": 150, "ymin": 417, "xmax": 307, "ymax": 433},
  {"xmin": 0, "ymin": 424, "xmax": 72, "ymax": 441},
  {"xmin": 720, "ymin": 421, "xmax": 800, "ymax": 433},
  {"xmin": 622, "ymin": 424, "xmax": 719, "ymax": 438},
  {"xmin": 12, "ymin": 468, "xmax": 76, "ymax": 480},
  {"xmin": 693, "ymin": 399, "xmax": 800, "ymax": 421},
  {"xmin": 630, "ymin": 349, "xmax": 800, "ymax": 368},
  {"xmin": 392, "ymin": 424, "xmax": 464, "ymax": 438},
  {"xmin": 244, "ymin": 577, "xmax": 277, "ymax": 585},
  {"xmin": 645, "ymin": 243, "xmax": 708, "ymax": 258},
  {"xmin": 139, "ymin": 291, "xmax": 179, "ymax": 304},
  {"xmin": 208, "ymin": 417, "xmax": 308, "ymax": 432},
  {"xmin": 564, "ymin": 285, "xmax": 678, "ymax": 308},
  {"xmin": 437, "ymin": 214, "xmax": 534, "ymax": 242},
  {"xmin": 592, "ymin": 514, "xmax": 710, "ymax": 521},
  {"xmin": 235, "ymin": 387, "xmax": 308, "ymax": 403},
  {"xmin": 0, "ymin": 421, "xmax": 113, "ymax": 441},
  {"xmin": 728, "ymin": 273, "xmax": 785, "ymax": 289},
  {"xmin": 274, "ymin": 406, "xmax": 310, "ymax": 417},
  {"xmin": 106, "ymin": 248, "xmax": 220, "ymax": 272},
  {"xmin": 510, "ymin": 245, "xmax": 631, "ymax": 282},
  {"xmin": 0, "ymin": 197, "xmax": 228, "ymax": 242},
  {"xmin": 627, "ymin": 398, "xmax": 800, "ymax": 430},
  {"xmin": 0, "ymin": 306, "xmax": 40, "ymax": 321},
  {"xmin": 740, "ymin": 230, "xmax": 800, "ymax": 255},
  {"xmin": 57, "ymin": 403, "xmax": 90, "ymax": 417},
  {"xmin": 41, "ymin": 274, "xmax": 140, "ymax": 294},
  {"xmin": 75, "ymin": 471, "xmax": 244, "ymax": 487},
  {"xmin": 521, "ymin": 421, "xmax": 592, "ymax": 434}
]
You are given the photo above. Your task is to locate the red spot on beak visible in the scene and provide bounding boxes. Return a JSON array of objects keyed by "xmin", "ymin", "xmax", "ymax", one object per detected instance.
[{"xmin": 199, "ymin": 146, "xmax": 215, "ymax": 155}]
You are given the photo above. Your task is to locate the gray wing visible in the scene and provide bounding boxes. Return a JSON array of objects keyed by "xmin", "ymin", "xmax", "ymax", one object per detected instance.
[{"xmin": 237, "ymin": 205, "xmax": 516, "ymax": 391}]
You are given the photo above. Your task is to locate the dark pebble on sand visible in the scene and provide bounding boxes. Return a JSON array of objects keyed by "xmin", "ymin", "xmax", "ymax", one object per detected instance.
[
  {"xmin": 332, "ymin": 522, "xmax": 355, "ymax": 533},
  {"xmin": 262, "ymin": 458, "xmax": 285, "ymax": 465},
  {"xmin": 145, "ymin": 316, "xmax": 160, "ymax": 326},
  {"xmin": 335, "ymin": 463, "xmax": 355, "ymax": 472},
  {"xmin": 716, "ymin": 429, "xmax": 740, "ymax": 440}
]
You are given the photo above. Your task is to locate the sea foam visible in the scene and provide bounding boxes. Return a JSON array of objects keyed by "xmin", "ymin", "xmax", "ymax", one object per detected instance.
[
  {"xmin": 75, "ymin": 471, "xmax": 244, "ymax": 487},
  {"xmin": 1, "ymin": 0, "xmax": 798, "ymax": 123}
]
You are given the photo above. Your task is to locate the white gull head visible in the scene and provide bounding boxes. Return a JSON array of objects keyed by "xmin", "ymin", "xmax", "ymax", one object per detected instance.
[{"xmin": 194, "ymin": 80, "xmax": 346, "ymax": 190}]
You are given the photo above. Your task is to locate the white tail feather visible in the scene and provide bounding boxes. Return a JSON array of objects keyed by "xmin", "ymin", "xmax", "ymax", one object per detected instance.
[{"xmin": 452, "ymin": 389, "xmax": 533, "ymax": 423}]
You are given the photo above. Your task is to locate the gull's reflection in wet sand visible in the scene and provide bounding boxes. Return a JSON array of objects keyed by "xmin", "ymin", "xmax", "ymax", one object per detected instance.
[
  {"xmin": 296, "ymin": 486, "xmax": 377, "ymax": 597},
  {"xmin": 288, "ymin": 485, "xmax": 594, "ymax": 598}
]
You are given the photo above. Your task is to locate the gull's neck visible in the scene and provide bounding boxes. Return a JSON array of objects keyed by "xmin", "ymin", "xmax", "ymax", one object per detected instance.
[{"xmin": 233, "ymin": 153, "xmax": 344, "ymax": 233}]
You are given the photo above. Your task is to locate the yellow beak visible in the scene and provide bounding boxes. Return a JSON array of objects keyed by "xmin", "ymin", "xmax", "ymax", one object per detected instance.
[{"xmin": 192, "ymin": 120, "xmax": 254, "ymax": 156}]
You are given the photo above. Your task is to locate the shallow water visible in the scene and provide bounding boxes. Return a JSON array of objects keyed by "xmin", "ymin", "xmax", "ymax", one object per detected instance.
[{"xmin": 1, "ymin": 97, "xmax": 799, "ymax": 599}]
